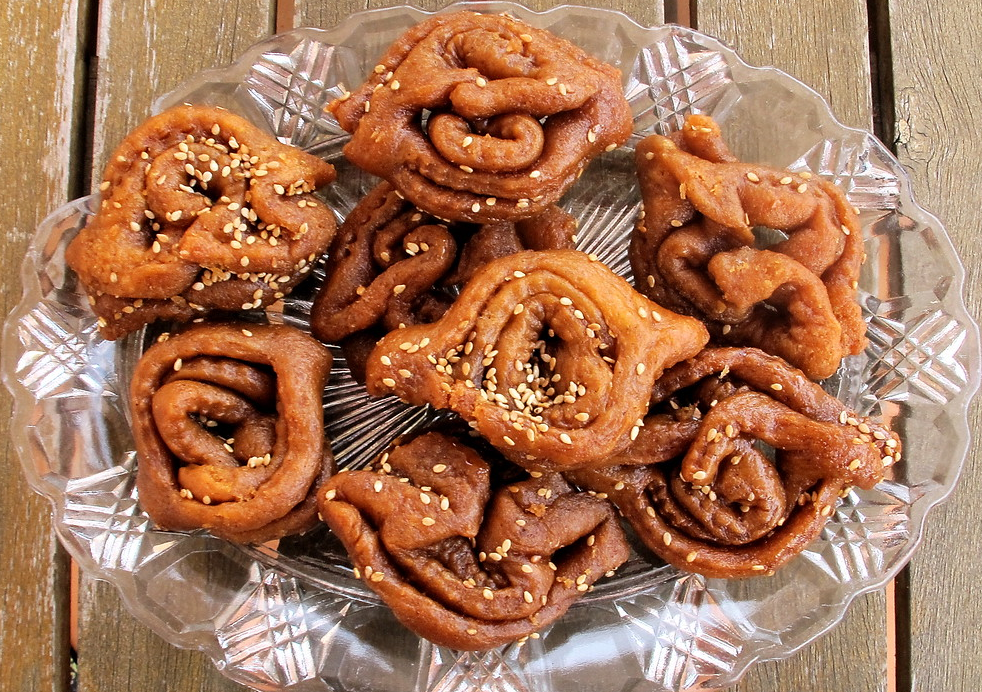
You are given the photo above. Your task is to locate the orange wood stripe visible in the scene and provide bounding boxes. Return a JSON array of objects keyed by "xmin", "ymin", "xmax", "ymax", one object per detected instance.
[{"xmin": 276, "ymin": 0, "xmax": 296, "ymax": 32}]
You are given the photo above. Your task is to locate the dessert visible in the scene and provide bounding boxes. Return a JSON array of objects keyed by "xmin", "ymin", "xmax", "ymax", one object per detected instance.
[
  {"xmin": 567, "ymin": 348, "xmax": 900, "ymax": 578},
  {"xmin": 317, "ymin": 432, "xmax": 629, "ymax": 649},
  {"xmin": 67, "ymin": 104, "xmax": 337, "ymax": 339},
  {"xmin": 310, "ymin": 182, "xmax": 576, "ymax": 370},
  {"xmin": 363, "ymin": 250, "xmax": 709, "ymax": 470},
  {"xmin": 130, "ymin": 322, "xmax": 333, "ymax": 543},
  {"xmin": 327, "ymin": 11, "xmax": 632, "ymax": 222},
  {"xmin": 630, "ymin": 114, "xmax": 865, "ymax": 379}
]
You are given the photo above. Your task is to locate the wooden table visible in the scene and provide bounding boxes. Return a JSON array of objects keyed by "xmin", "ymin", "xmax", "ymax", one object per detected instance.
[{"xmin": 1, "ymin": 1, "xmax": 978, "ymax": 690}]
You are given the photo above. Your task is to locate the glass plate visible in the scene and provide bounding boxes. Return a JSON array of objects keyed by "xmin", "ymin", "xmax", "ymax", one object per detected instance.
[{"xmin": 3, "ymin": 3, "xmax": 979, "ymax": 691}]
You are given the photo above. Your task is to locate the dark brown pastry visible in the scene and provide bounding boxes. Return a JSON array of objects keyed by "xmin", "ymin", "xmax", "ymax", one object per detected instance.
[
  {"xmin": 310, "ymin": 182, "xmax": 576, "ymax": 348},
  {"xmin": 67, "ymin": 104, "xmax": 337, "ymax": 339},
  {"xmin": 363, "ymin": 250, "xmax": 709, "ymax": 470},
  {"xmin": 567, "ymin": 347, "xmax": 900, "ymax": 578},
  {"xmin": 130, "ymin": 322, "xmax": 333, "ymax": 543},
  {"xmin": 317, "ymin": 432, "xmax": 629, "ymax": 649},
  {"xmin": 630, "ymin": 114, "xmax": 866, "ymax": 379},
  {"xmin": 328, "ymin": 11, "xmax": 632, "ymax": 223}
]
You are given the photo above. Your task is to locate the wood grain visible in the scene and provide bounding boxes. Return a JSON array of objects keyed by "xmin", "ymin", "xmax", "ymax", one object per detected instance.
[
  {"xmin": 694, "ymin": 3, "xmax": 891, "ymax": 691},
  {"xmin": 0, "ymin": 2, "xmax": 90, "ymax": 691},
  {"xmin": 288, "ymin": 0, "xmax": 664, "ymax": 33},
  {"xmin": 887, "ymin": 2, "xmax": 982, "ymax": 691},
  {"xmin": 76, "ymin": 2, "xmax": 274, "ymax": 691}
]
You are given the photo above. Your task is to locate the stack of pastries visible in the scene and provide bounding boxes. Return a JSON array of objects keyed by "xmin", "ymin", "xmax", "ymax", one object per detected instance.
[{"xmin": 68, "ymin": 11, "xmax": 900, "ymax": 651}]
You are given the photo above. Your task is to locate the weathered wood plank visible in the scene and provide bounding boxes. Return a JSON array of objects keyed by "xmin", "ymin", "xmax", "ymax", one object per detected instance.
[
  {"xmin": 290, "ymin": 0, "xmax": 664, "ymax": 33},
  {"xmin": 886, "ymin": 3, "xmax": 982, "ymax": 691},
  {"xmin": 76, "ymin": 2, "xmax": 274, "ymax": 691},
  {"xmin": 0, "ymin": 2, "xmax": 89, "ymax": 691},
  {"xmin": 694, "ymin": 4, "xmax": 890, "ymax": 692}
]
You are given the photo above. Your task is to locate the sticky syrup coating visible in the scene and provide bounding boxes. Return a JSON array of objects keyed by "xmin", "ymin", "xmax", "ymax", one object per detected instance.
[
  {"xmin": 631, "ymin": 114, "xmax": 865, "ymax": 379},
  {"xmin": 567, "ymin": 347, "xmax": 901, "ymax": 578},
  {"xmin": 363, "ymin": 250, "xmax": 709, "ymax": 470},
  {"xmin": 328, "ymin": 11, "xmax": 632, "ymax": 223},
  {"xmin": 131, "ymin": 322, "xmax": 333, "ymax": 543},
  {"xmin": 67, "ymin": 104, "xmax": 337, "ymax": 339},
  {"xmin": 318, "ymin": 432, "xmax": 629, "ymax": 649}
]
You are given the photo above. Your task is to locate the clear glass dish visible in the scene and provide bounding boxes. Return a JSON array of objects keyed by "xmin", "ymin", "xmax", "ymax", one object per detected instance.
[{"xmin": 3, "ymin": 3, "xmax": 979, "ymax": 691}]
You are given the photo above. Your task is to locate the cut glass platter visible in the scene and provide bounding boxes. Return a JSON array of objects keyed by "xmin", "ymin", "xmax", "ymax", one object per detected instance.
[{"xmin": 3, "ymin": 3, "xmax": 979, "ymax": 691}]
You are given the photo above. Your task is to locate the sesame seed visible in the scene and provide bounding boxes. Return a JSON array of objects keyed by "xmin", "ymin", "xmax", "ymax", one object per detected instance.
[
  {"xmin": 381, "ymin": 377, "xmax": 396, "ymax": 387},
  {"xmin": 686, "ymin": 551, "xmax": 697, "ymax": 563},
  {"xmin": 770, "ymin": 383, "xmax": 784, "ymax": 391},
  {"xmin": 393, "ymin": 284, "xmax": 406, "ymax": 295},
  {"xmin": 503, "ymin": 436, "xmax": 515, "ymax": 446},
  {"xmin": 605, "ymin": 143, "xmax": 617, "ymax": 152},
  {"xmin": 560, "ymin": 433, "xmax": 573, "ymax": 444},
  {"xmin": 797, "ymin": 183, "xmax": 808, "ymax": 193},
  {"xmin": 529, "ymin": 170, "xmax": 541, "ymax": 178},
  {"xmin": 746, "ymin": 172, "xmax": 760, "ymax": 182},
  {"xmin": 780, "ymin": 176, "xmax": 793, "ymax": 185},
  {"xmin": 636, "ymin": 363, "xmax": 646, "ymax": 375},
  {"xmin": 519, "ymin": 33, "xmax": 533, "ymax": 41},
  {"xmin": 751, "ymin": 564, "xmax": 767, "ymax": 571},
  {"xmin": 483, "ymin": 588, "xmax": 494, "ymax": 600},
  {"xmin": 692, "ymin": 470, "xmax": 707, "ymax": 480},
  {"xmin": 173, "ymin": 358, "xmax": 183, "ymax": 371},
  {"xmin": 475, "ymin": 76, "xmax": 487, "ymax": 87}
]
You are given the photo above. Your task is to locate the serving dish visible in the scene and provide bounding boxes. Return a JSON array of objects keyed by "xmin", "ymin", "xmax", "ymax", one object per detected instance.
[{"xmin": 3, "ymin": 3, "xmax": 979, "ymax": 690}]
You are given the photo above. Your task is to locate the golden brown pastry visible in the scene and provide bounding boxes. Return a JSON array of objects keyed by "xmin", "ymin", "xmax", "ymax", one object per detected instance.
[
  {"xmin": 130, "ymin": 322, "xmax": 333, "ymax": 543},
  {"xmin": 567, "ymin": 347, "xmax": 900, "ymax": 578},
  {"xmin": 363, "ymin": 250, "xmax": 709, "ymax": 470},
  {"xmin": 328, "ymin": 11, "xmax": 632, "ymax": 222},
  {"xmin": 67, "ymin": 104, "xmax": 337, "ymax": 339},
  {"xmin": 317, "ymin": 432, "xmax": 629, "ymax": 649},
  {"xmin": 631, "ymin": 114, "xmax": 865, "ymax": 379},
  {"xmin": 310, "ymin": 182, "xmax": 576, "ymax": 347}
]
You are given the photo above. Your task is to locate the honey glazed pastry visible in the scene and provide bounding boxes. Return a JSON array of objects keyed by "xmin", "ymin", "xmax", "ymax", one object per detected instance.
[
  {"xmin": 310, "ymin": 181, "xmax": 576, "ymax": 375},
  {"xmin": 318, "ymin": 432, "xmax": 629, "ymax": 649},
  {"xmin": 67, "ymin": 104, "xmax": 337, "ymax": 339},
  {"xmin": 328, "ymin": 11, "xmax": 633, "ymax": 223},
  {"xmin": 130, "ymin": 322, "xmax": 333, "ymax": 543},
  {"xmin": 363, "ymin": 250, "xmax": 709, "ymax": 470},
  {"xmin": 631, "ymin": 114, "xmax": 866, "ymax": 379},
  {"xmin": 567, "ymin": 347, "xmax": 900, "ymax": 578}
]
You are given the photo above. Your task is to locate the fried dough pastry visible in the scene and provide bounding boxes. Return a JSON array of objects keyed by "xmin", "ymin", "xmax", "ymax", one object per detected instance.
[
  {"xmin": 67, "ymin": 104, "xmax": 337, "ymax": 339},
  {"xmin": 131, "ymin": 322, "xmax": 333, "ymax": 543},
  {"xmin": 569, "ymin": 347, "xmax": 900, "ymax": 578},
  {"xmin": 310, "ymin": 182, "xmax": 575, "ymax": 345},
  {"xmin": 364, "ymin": 250, "xmax": 709, "ymax": 470},
  {"xmin": 318, "ymin": 432, "xmax": 629, "ymax": 649},
  {"xmin": 328, "ymin": 11, "xmax": 632, "ymax": 223},
  {"xmin": 631, "ymin": 114, "xmax": 866, "ymax": 379}
]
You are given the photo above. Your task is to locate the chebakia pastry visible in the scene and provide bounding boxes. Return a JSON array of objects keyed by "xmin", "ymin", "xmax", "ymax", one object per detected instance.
[
  {"xmin": 310, "ymin": 181, "xmax": 575, "ymax": 375},
  {"xmin": 566, "ymin": 348, "xmax": 900, "ymax": 578},
  {"xmin": 317, "ymin": 432, "xmax": 629, "ymax": 649},
  {"xmin": 66, "ymin": 104, "xmax": 337, "ymax": 339},
  {"xmin": 363, "ymin": 250, "xmax": 709, "ymax": 470},
  {"xmin": 327, "ymin": 11, "xmax": 632, "ymax": 223},
  {"xmin": 630, "ymin": 114, "xmax": 865, "ymax": 379},
  {"xmin": 130, "ymin": 322, "xmax": 333, "ymax": 543}
]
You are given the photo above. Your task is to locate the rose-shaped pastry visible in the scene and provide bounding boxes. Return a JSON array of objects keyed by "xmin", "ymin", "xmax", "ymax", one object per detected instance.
[
  {"xmin": 131, "ymin": 322, "xmax": 333, "ymax": 543},
  {"xmin": 310, "ymin": 182, "xmax": 576, "ymax": 348},
  {"xmin": 568, "ymin": 347, "xmax": 900, "ymax": 578},
  {"xmin": 67, "ymin": 104, "xmax": 337, "ymax": 339},
  {"xmin": 364, "ymin": 250, "xmax": 709, "ymax": 470},
  {"xmin": 631, "ymin": 114, "xmax": 865, "ymax": 379},
  {"xmin": 328, "ymin": 11, "xmax": 632, "ymax": 223},
  {"xmin": 318, "ymin": 432, "xmax": 629, "ymax": 649}
]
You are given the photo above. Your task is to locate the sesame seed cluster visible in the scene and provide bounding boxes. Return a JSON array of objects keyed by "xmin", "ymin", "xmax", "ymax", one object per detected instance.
[
  {"xmin": 327, "ymin": 11, "xmax": 633, "ymax": 224},
  {"xmin": 630, "ymin": 114, "xmax": 866, "ymax": 380},
  {"xmin": 66, "ymin": 104, "xmax": 338, "ymax": 340}
]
